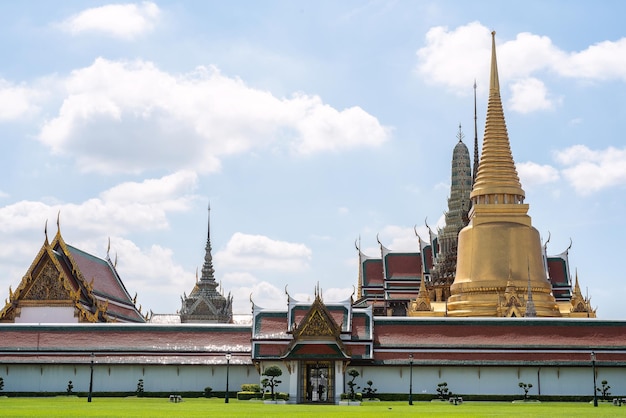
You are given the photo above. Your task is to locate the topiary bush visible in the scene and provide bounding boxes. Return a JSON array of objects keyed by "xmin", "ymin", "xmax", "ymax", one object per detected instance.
[
  {"xmin": 237, "ymin": 391, "xmax": 263, "ymax": 400},
  {"xmin": 136, "ymin": 379, "xmax": 144, "ymax": 396},
  {"xmin": 66, "ymin": 380, "xmax": 74, "ymax": 395},
  {"xmin": 597, "ymin": 380, "xmax": 611, "ymax": 401},
  {"xmin": 241, "ymin": 383, "xmax": 261, "ymax": 392},
  {"xmin": 262, "ymin": 366, "xmax": 282, "ymax": 400},
  {"xmin": 341, "ymin": 392, "xmax": 362, "ymax": 401},
  {"xmin": 362, "ymin": 380, "xmax": 378, "ymax": 399},
  {"xmin": 519, "ymin": 382, "xmax": 533, "ymax": 400},
  {"xmin": 203, "ymin": 386, "xmax": 212, "ymax": 397},
  {"xmin": 437, "ymin": 382, "xmax": 450, "ymax": 400},
  {"xmin": 263, "ymin": 392, "xmax": 289, "ymax": 401},
  {"xmin": 346, "ymin": 368, "xmax": 360, "ymax": 400}
]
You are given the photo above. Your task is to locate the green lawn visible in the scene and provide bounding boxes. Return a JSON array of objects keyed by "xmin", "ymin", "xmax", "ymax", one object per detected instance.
[{"xmin": 1, "ymin": 397, "xmax": 625, "ymax": 417}]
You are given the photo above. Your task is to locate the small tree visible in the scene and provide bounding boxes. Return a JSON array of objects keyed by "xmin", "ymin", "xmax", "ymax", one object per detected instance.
[
  {"xmin": 346, "ymin": 368, "xmax": 360, "ymax": 401},
  {"xmin": 0, "ymin": 376, "xmax": 4, "ymax": 392},
  {"xmin": 362, "ymin": 380, "xmax": 378, "ymax": 400},
  {"xmin": 597, "ymin": 380, "xmax": 611, "ymax": 401},
  {"xmin": 437, "ymin": 382, "xmax": 450, "ymax": 400},
  {"xmin": 519, "ymin": 382, "xmax": 533, "ymax": 400},
  {"xmin": 66, "ymin": 380, "xmax": 74, "ymax": 395},
  {"xmin": 262, "ymin": 365, "xmax": 282, "ymax": 400},
  {"xmin": 204, "ymin": 386, "xmax": 212, "ymax": 397},
  {"xmin": 136, "ymin": 378, "xmax": 144, "ymax": 396}
]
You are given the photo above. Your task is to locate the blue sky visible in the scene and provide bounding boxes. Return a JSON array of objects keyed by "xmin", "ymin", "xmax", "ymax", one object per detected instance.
[{"xmin": 1, "ymin": 1, "xmax": 625, "ymax": 318}]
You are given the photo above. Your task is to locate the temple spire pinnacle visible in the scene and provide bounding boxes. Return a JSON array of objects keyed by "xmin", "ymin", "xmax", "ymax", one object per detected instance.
[
  {"xmin": 200, "ymin": 203, "xmax": 216, "ymax": 284},
  {"xmin": 457, "ymin": 123, "xmax": 464, "ymax": 142},
  {"xmin": 525, "ymin": 261, "xmax": 536, "ymax": 317},
  {"xmin": 489, "ymin": 31, "xmax": 500, "ymax": 94},
  {"xmin": 473, "ymin": 80, "xmax": 479, "ymax": 186},
  {"xmin": 180, "ymin": 204, "xmax": 233, "ymax": 323},
  {"xmin": 470, "ymin": 30, "xmax": 525, "ymax": 205}
]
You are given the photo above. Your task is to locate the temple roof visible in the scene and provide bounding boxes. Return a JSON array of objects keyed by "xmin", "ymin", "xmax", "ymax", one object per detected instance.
[
  {"xmin": 180, "ymin": 206, "xmax": 233, "ymax": 323},
  {"xmin": 0, "ymin": 323, "xmax": 252, "ymax": 365},
  {"xmin": 0, "ymin": 228, "xmax": 144, "ymax": 323}
]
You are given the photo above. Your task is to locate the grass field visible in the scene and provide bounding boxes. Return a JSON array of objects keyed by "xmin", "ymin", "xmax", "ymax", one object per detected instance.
[{"xmin": 1, "ymin": 397, "xmax": 626, "ymax": 417}]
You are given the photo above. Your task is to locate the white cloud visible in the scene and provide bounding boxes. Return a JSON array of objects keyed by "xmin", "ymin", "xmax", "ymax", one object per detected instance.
[
  {"xmin": 101, "ymin": 170, "xmax": 198, "ymax": 208},
  {"xmin": 416, "ymin": 23, "xmax": 626, "ymax": 112},
  {"xmin": 508, "ymin": 78, "xmax": 555, "ymax": 113},
  {"xmin": 243, "ymin": 280, "xmax": 287, "ymax": 311},
  {"xmin": 320, "ymin": 287, "xmax": 354, "ymax": 302},
  {"xmin": 517, "ymin": 161, "xmax": 560, "ymax": 187},
  {"xmin": 377, "ymin": 225, "xmax": 420, "ymax": 252},
  {"xmin": 363, "ymin": 219, "xmax": 440, "ymax": 254},
  {"xmin": 222, "ymin": 272, "xmax": 258, "ymax": 286},
  {"xmin": 38, "ymin": 58, "xmax": 390, "ymax": 174},
  {"xmin": 0, "ymin": 172, "xmax": 201, "ymax": 314},
  {"xmin": 59, "ymin": 1, "xmax": 160, "ymax": 40},
  {"xmin": 554, "ymin": 38, "xmax": 626, "ymax": 81},
  {"xmin": 0, "ymin": 171, "xmax": 197, "ymax": 237},
  {"xmin": 216, "ymin": 232, "xmax": 312, "ymax": 272},
  {"xmin": 555, "ymin": 145, "xmax": 626, "ymax": 195},
  {"xmin": 0, "ymin": 79, "xmax": 42, "ymax": 121},
  {"xmin": 416, "ymin": 22, "xmax": 491, "ymax": 93}
]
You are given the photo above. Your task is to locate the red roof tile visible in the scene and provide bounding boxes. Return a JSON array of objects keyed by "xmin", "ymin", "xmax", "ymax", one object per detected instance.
[
  {"xmin": 67, "ymin": 245, "xmax": 130, "ymax": 303},
  {"xmin": 363, "ymin": 259, "xmax": 383, "ymax": 286},
  {"xmin": 384, "ymin": 253, "xmax": 421, "ymax": 279}
]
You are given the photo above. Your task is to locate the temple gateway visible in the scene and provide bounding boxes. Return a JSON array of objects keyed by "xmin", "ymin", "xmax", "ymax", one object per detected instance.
[{"xmin": 0, "ymin": 33, "xmax": 623, "ymax": 403}]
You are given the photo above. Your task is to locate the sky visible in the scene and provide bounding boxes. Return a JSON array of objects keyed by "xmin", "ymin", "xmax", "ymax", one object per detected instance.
[{"xmin": 1, "ymin": 1, "xmax": 626, "ymax": 319}]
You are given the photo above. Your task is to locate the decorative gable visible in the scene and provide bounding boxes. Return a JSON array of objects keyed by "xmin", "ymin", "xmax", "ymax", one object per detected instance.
[
  {"xmin": 297, "ymin": 309, "xmax": 337, "ymax": 338},
  {"xmin": 2, "ymin": 223, "xmax": 144, "ymax": 323},
  {"xmin": 23, "ymin": 260, "xmax": 73, "ymax": 301},
  {"xmin": 281, "ymin": 292, "xmax": 350, "ymax": 360}
]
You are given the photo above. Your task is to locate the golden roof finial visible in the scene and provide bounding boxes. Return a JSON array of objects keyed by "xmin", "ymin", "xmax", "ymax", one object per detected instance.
[
  {"xmin": 470, "ymin": 30, "xmax": 525, "ymax": 202},
  {"xmin": 573, "ymin": 269, "xmax": 582, "ymax": 297},
  {"xmin": 489, "ymin": 31, "xmax": 499, "ymax": 94}
]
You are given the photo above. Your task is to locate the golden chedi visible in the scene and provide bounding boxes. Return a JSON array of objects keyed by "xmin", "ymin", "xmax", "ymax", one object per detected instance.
[{"xmin": 447, "ymin": 32, "xmax": 560, "ymax": 317}]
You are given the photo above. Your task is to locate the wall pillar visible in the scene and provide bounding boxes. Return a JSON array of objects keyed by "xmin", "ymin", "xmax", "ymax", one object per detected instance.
[{"xmin": 334, "ymin": 361, "xmax": 345, "ymax": 403}]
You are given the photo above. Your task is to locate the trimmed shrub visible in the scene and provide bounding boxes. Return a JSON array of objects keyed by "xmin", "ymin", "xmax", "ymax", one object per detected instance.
[
  {"xmin": 136, "ymin": 379, "xmax": 144, "ymax": 396},
  {"xmin": 262, "ymin": 366, "xmax": 282, "ymax": 400},
  {"xmin": 203, "ymin": 386, "xmax": 212, "ymax": 397},
  {"xmin": 263, "ymin": 392, "xmax": 289, "ymax": 401},
  {"xmin": 362, "ymin": 380, "xmax": 377, "ymax": 399},
  {"xmin": 346, "ymin": 369, "xmax": 360, "ymax": 400},
  {"xmin": 237, "ymin": 391, "xmax": 263, "ymax": 400},
  {"xmin": 241, "ymin": 384, "xmax": 261, "ymax": 392},
  {"xmin": 341, "ymin": 392, "xmax": 362, "ymax": 401}
]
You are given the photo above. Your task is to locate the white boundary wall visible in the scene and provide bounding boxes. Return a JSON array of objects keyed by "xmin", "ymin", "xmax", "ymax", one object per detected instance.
[
  {"xmin": 2, "ymin": 363, "xmax": 623, "ymax": 398},
  {"xmin": 0, "ymin": 364, "xmax": 258, "ymax": 394}
]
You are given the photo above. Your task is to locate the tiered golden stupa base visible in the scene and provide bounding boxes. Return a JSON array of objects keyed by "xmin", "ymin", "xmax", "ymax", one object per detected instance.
[
  {"xmin": 447, "ymin": 280, "xmax": 561, "ymax": 317},
  {"xmin": 447, "ymin": 214, "xmax": 561, "ymax": 317}
]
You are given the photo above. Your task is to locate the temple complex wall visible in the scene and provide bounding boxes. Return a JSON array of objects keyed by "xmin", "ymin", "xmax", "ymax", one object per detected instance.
[
  {"xmin": 15, "ymin": 306, "xmax": 77, "ymax": 323},
  {"xmin": 0, "ymin": 363, "xmax": 256, "ymax": 394},
  {"xmin": 1, "ymin": 362, "xmax": 622, "ymax": 397}
]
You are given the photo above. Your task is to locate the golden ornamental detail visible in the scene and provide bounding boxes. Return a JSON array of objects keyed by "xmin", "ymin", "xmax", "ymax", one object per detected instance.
[{"xmin": 300, "ymin": 310, "xmax": 335, "ymax": 337}]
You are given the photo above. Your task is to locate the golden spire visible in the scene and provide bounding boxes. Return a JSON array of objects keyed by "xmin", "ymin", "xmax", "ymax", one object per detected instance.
[
  {"xmin": 448, "ymin": 31, "xmax": 560, "ymax": 317},
  {"xmin": 470, "ymin": 31, "xmax": 525, "ymax": 204}
]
